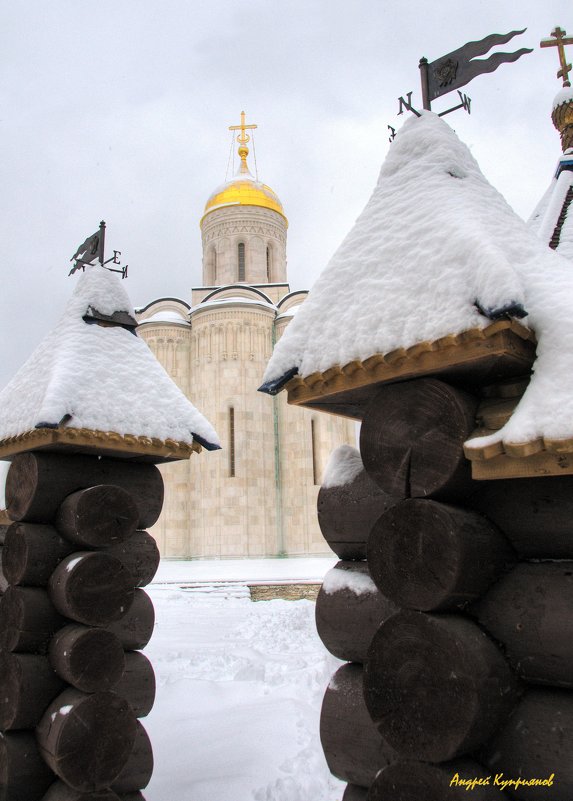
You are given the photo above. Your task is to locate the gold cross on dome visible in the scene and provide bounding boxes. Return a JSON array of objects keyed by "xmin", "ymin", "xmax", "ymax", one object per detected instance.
[
  {"xmin": 229, "ymin": 111, "xmax": 257, "ymax": 146},
  {"xmin": 541, "ymin": 26, "xmax": 573, "ymax": 87}
]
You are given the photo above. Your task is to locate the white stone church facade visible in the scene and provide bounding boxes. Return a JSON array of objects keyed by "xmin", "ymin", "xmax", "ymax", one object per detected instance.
[{"xmin": 136, "ymin": 117, "xmax": 354, "ymax": 558}]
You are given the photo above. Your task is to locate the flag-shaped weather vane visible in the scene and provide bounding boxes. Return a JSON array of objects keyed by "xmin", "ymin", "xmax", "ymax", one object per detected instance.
[
  {"xmin": 69, "ymin": 221, "xmax": 128, "ymax": 279},
  {"xmin": 389, "ymin": 28, "xmax": 533, "ymax": 139}
]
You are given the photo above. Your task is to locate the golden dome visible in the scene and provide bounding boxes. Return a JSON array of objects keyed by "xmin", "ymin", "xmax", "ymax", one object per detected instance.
[
  {"xmin": 201, "ymin": 111, "xmax": 287, "ymax": 226},
  {"xmin": 202, "ymin": 172, "xmax": 287, "ymax": 223},
  {"xmin": 552, "ymin": 88, "xmax": 573, "ymax": 152}
]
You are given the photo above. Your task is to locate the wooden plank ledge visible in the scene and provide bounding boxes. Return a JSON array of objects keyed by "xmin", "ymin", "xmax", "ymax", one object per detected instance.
[{"xmin": 0, "ymin": 426, "xmax": 201, "ymax": 463}]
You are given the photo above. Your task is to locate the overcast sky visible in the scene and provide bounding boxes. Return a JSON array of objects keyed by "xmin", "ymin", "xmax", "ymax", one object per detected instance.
[{"xmin": 1, "ymin": 0, "xmax": 571, "ymax": 388}]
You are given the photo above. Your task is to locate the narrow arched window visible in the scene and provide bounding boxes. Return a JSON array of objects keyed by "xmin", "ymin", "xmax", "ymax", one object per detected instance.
[
  {"xmin": 238, "ymin": 242, "xmax": 245, "ymax": 282},
  {"xmin": 311, "ymin": 418, "xmax": 319, "ymax": 485},
  {"xmin": 266, "ymin": 246, "xmax": 271, "ymax": 282},
  {"xmin": 229, "ymin": 407, "xmax": 236, "ymax": 477}
]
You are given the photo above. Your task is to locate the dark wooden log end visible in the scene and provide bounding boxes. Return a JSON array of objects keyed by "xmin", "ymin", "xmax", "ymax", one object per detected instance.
[
  {"xmin": 483, "ymin": 689, "xmax": 573, "ymax": 800},
  {"xmin": 111, "ymin": 721, "xmax": 153, "ymax": 793},
  {"xmin": 114, "ymin": 652, "xmax": 156, "ymax": 718},
  {"xmin": 0, "ymin": 731, "xmax": 56, "ymax": 801},
  {"xmin": 360, "ymin": 378, "xmax": 477, "ymax": 500},
  {"xmin": 367, "ymin": 499, "xmax": 515, "ymax": 611},
  {"xmin": 5, "ymin": 452, "xmax": 164, "ymax": 528},
  {"xmin": 48, "ymin": 552, "xmax": 134, "ymax": 627},
  {"xmin": 315, "ymin": 561, "xmax": 398, "ymax": 662},
  {"xmin": 41, "ymin": 781, "xmax": 122, "ymax": 800},
  {"xmin": 49, "ymin": 624, "xmax": 126, "ymax": 693},
  {"xmin": 106, "ymin": 531, "xmax": 160, "ymax": 588},
  {"xmin": 106, "ymin": 590, "xmax": 155, "ymax": 651},
  {"xmin": 317, "ymin": 468, "xmax": 398, "ymax": 560},
  {"xmin": 364, "ymin": 611, "xmax": 520, "ymax": 762},
  {"xmin": 36, "ymin": 688, "xmax": 137, "ymax": 792},
  {"xmin": 469, "ymin": 475, "xmax": 573, "ymax": 558},
  {"xmin": 0, "ymin": 586, "xmax": 65, "ymax": 653},
  {"xmin": 56, "ymin": 485, "xmax": 139, "ymax": 549},
  {"xmin": 320, "ymin": 663, "xmax": 397, "ymax": 787},
  {"xmin": 0, "ymin": 651, "xmax": 65, "ymax": 730},
  {"xmin": 342, "ymin": 784, "xmax": 368, "ymax": 801},
  {"xmin": 475, "ymin": 562, "xmax": 573, "ymax": 688},
  {"xmin": 3, "ymin": 523, "xmax": 75, "ymax": 586}
]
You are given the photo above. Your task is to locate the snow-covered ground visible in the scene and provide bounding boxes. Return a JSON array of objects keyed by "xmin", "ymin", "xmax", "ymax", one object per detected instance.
[{"xmin": 143, "ymin": 558, "xmax": 345, "ymax": 801}]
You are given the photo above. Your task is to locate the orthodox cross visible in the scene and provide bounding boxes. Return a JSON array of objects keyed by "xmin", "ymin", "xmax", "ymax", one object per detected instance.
[
  {"xmin": 229, "ymin": 110, "xmax": 257, "ymax": 146},
  {"xmin": 541, "ymin": 27, "xmax": 573, "ymax": 87}
]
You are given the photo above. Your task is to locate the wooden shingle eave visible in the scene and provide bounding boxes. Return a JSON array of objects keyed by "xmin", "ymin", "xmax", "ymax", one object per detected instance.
[
  {"xmin": 0, "ymin": 426, "xmax": 201, "ymax": 464},
  {"xmin": 284, "ymin": 320, "xmax": 536, "ymax": 421}
]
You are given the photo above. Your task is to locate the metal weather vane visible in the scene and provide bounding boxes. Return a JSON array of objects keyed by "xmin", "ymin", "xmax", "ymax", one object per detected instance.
[
  {"xmin": 393, "ymin": 28, "xmax": 533, "ymax": 128},
  {"xmin": 69, "ymin": 220, "xmax": 128, "ymax": 279}
]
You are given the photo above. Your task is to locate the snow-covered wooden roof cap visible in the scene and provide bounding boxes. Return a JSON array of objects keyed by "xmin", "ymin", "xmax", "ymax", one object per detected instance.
[
  {"xmin": 0, "ymin": 266, "xmax": 220, "ymax": 463},
  {"xmin": 260, "ymin": 112, "xmax": 573, "ymax": 479}
]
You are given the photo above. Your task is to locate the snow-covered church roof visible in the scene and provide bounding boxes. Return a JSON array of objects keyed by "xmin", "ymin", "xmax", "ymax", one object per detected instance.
[
  {"xmin": 261, "ymin": 112, "xmax": 573, "ymax": 462},
  {"xmin": 0, "ymin": 266, "xmax": 220, "ymax": 461}
]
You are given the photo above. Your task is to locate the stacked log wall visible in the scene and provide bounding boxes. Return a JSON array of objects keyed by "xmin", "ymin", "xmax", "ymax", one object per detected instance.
[
  {"xmin": 0, "ymin": 452, "xmax": 161, "ymax": 800},
  {"xmin": 316, "ymin": 376, "xmax": 573, "ymax": 799}
]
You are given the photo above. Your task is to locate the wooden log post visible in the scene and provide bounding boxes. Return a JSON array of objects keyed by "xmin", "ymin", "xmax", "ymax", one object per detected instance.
[
  {"xmin": 0, "ymin": 652, "xmax": 65, "ymax": 730},
  {"xmin": 484, "ymin": 689, "xmax": 572, "ymax": 800},
  {"xmin": 36, "ymin": 688, "xmax": 137, "ymax": 792},
  {"xmin": 367, "ymin": 499, "xmax": 515, "ymax": 611},
  {"xmin": 114, "ymin": 652, "xmax": 156, "ymax": 719},
  {"xmin": 320, "ymin": 663, "xmax": 397, "ymax": 788},
  {"xmin": 0, "ymin": 586, "xmax": 64, "ymax": 653},
  {"xmin": 359, "ymin": 378, "xmax": 477, "ymax": 500},
  {"xmin": 0, "ymin": 731, "xmax": 56, "ymax": 801},
  {"xmin": 364, "ymin": 611, "xmax": 520, "ymax": 762},
  {"xmin": 111, "ymin": 721, "xmax": 153, "ymax": 794},
  {"xmin": 475, "ymin": 562, "xmax": 573, "ymax": 687},
  {"xmin": 48, "ymin": 552, "xmax": 134, "ymax": 626},
  {"xmin": 5, "ymin": 452, "xmax": 164, "ymax": 528},
  {"xmin": 317, "ymin": 469, "xmax": 397, "ymax": 560},
  {"xmin": 3, "ymin": 523, "xmax": 75, "ymax": 586},
  {"xmin": 55, "ymin": 485, "xmax": 139, "ymax": 549},
  {"xmin": 469, "ymin": 475, "xmax": 573, "ymax": 558},
  {"xmin": 49, "ymin": 624, "xmax": 126, "ymax": 693},
  {"xmin": 368, "ymin": 759, "xmax": 506, "ymax": 800},
  {"xmin": 315, "ymin": 561, "xmax": 398, "ymax": 663},
  {"xmin": 106, "ymin": 531, "xmax": 160, "ymax": 588},
  {"xmin": 106, "ymin": 590, "xmax": 155, "ymax": 651}
]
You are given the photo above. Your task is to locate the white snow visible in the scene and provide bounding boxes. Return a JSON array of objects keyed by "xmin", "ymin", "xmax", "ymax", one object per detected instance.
[
  {"xmin": 144, "ymin": 559, "xmax": 344, "ymax": 801},
  {"xmin": 321, "ymin": 565, "xmax": 376, "ymax": 596},
  {"xmin": 263, "ymin": 112, "xmax": 573, "ymax": 452},
  {"xmin": 142, "ymin": 310, "xmax": 190, "ymax": 325},
  {"xmin": 192, "ymin": 297, "xmax": 277, "ymax": 313},
  {"xmin": 0, "ymin": 461, "xmax": 8, "ymax": 509},
  {"xmin": 528, "ymin": 168, "xmax": 573, "ymax": 256},
  {"xmin": 553, "ymin": 87, "xmax": 573, "ymax": 110},
  {"xmin": 64, "ymin": 555, "xmax": 83, "ymax": 572},
  {"xmin": 0, "ymin": 266, "xmax": 219, "ymax": 449},
  {"xmin": 321, "ymin": 445, "xmax": 363, "ymax": 489}
]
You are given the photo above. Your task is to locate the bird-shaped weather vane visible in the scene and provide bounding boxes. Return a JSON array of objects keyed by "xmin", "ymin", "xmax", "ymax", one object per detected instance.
[
  {"xmin": 69, "ymin": 221, "xmax": 128, "ymax": 279},
  {"xmin": 389, "ymin": 28, "xmax": 533, "ymax": 141}
]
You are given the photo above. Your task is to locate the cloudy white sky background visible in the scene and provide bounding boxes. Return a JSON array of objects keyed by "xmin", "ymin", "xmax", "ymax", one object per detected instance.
[{"xmin": 1, "ymin": 0, "xmax": 571, "ymax": 389}]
